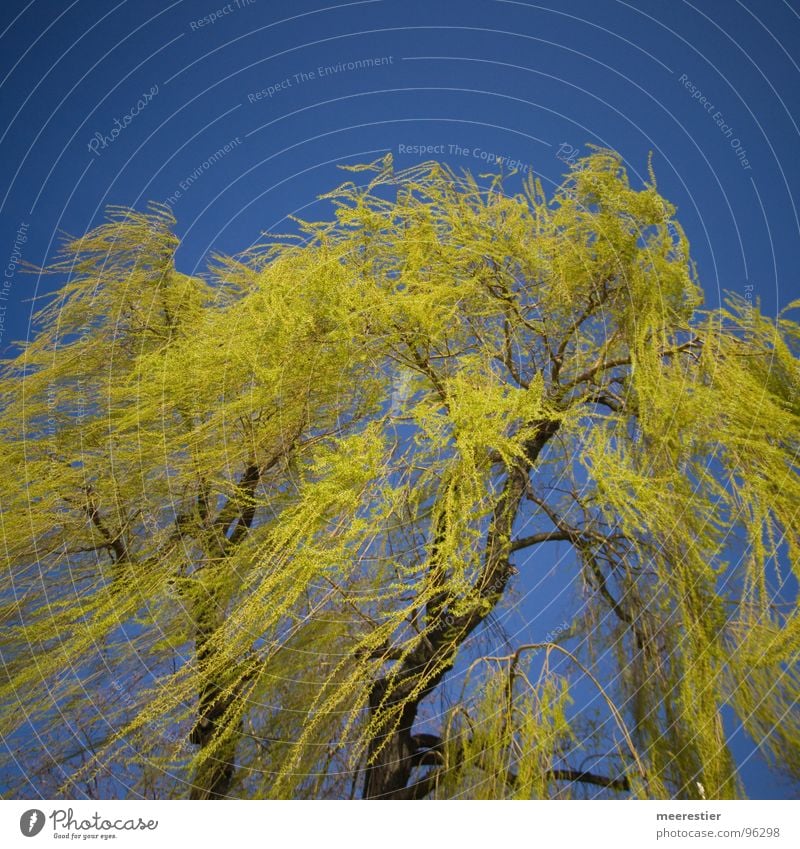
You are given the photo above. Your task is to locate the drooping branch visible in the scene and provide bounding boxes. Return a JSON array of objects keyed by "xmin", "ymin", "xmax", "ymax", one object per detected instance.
[
  {"xmin": 402, "ymin": 763, "xmax": 631, "ymax": 799},
  {"xmin": 400, "ymin": 730, "xmax": 631, "ymax": 798},
  {"xmin": 81, "ymin": 488, "xmax": 129, "ymax": 564}
]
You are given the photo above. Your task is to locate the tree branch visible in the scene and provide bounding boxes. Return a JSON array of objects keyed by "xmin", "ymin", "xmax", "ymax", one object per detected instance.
[
  {"xmin": 82, "ymin": 489, "xmax": 128, "ymax": 564},
  {"xmin": 510, "ymin": 530, "xmax": 574, "ymax": 551},
  {"xmin": 547, "ymin": 768, "xmax": 629, "ymax": 792}
]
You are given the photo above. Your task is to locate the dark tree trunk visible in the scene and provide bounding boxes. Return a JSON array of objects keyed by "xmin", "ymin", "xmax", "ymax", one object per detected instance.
[
  {"xmin": 362, "ymin": 678, "xmax": 418, "ymax": 799},
  {"xmin": 188, "ymin": 464, "xmax": 261, "ymax": 799},
  {"xmin": 188, "ymin": 581, "xmax": 244, "ymax": 799},
  {"xmin": 362, "ymin": 421, "xmax": 559, "ymax": 799}
]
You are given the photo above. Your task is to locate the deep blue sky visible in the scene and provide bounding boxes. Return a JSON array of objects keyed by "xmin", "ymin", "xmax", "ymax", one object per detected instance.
[{"xmin": 1, "ymin": 0, "xmax": 799, "ymax": 799}]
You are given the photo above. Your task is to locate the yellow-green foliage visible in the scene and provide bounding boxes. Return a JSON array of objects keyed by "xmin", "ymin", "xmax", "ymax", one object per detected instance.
[{"xmin": 1, "ymin": 151, "xmax": 798, "ymax": 799}]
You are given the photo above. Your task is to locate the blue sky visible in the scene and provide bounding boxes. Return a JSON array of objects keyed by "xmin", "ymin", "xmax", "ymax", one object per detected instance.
[{"xmin": 1, "ymin": 0, "xmax": 799, "ymax": 799}]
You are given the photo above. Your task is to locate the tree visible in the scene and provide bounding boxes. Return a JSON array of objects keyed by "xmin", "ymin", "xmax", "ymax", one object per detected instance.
[{"xmin": 1, "ymin": 150, "xmax": 799, "ymax": 800}]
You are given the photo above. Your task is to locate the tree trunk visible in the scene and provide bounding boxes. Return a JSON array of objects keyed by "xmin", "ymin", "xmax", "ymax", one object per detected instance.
[
  {"xmin": 188, "ymin": 464, "xmax": 261, "ymax": 799},
  {"xmin": 362, "ymin": 421, "xmax": 559, "ymax": 799},
  {"xmin": 188, "ymin": 585, "xmax": 242, "ymax": 799},
  {"xmin": 362, "ymin": 678, "xmax": 419, "ymax": 799}
]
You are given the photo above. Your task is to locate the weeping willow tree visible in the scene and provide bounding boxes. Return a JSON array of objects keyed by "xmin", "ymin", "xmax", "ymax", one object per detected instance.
[{"xmin": 1, "ymin": 150, "xmax": 799, "ymax": 800}]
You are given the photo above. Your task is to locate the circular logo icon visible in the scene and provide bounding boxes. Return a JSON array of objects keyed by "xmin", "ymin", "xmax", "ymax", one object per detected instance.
[{"xmin": 20, "ymin": 810, "xmax": 46, "ymax": 837}]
